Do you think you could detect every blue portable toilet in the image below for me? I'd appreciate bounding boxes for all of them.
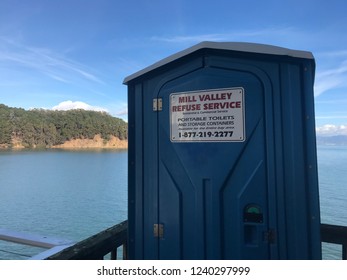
[124,42,321,260]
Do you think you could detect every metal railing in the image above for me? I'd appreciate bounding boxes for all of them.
[1,221,346,260]
[0,228,75,260]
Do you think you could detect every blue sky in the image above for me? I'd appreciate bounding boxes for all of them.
[1,0,347,135]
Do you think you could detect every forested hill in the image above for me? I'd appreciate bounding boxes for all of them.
[0,104,127,149]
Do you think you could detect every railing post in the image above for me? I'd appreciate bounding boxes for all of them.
[111,248,117,260]
[123,241,128,260]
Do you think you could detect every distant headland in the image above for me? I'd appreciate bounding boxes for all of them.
[0,104,127,149]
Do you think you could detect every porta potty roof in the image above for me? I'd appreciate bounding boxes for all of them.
[123,41,314,84]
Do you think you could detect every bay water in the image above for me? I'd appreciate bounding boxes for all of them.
[0,146,346,260]
[0,149,127,259]
[317,146,347,259]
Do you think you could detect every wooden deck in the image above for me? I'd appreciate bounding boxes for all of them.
[46,222,347,260]
[1,221,346,260]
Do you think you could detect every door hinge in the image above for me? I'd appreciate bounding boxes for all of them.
[154,223,164,239]
[264,229,276,244]
[153,98,162,112]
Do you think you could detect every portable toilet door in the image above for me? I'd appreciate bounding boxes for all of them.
[125,42,321,260]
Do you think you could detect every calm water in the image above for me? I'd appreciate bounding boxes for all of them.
[0,146,346,259]
[317,146,347,259]
[0,149,127,259]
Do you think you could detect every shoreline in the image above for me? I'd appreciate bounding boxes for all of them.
[0,135,128,150]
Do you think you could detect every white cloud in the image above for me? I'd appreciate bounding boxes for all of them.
[316,124,347,136]
[152,33,230,44]
[314,60,347,97]
[151,27,295,45]
[52,101,108,113]
[115,108,128,116]
[108,103,128,121]
[0,37,104,85]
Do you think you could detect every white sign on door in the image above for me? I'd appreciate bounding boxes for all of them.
[170,87,245,142]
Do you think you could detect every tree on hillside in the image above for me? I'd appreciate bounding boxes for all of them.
[0,104,128,148]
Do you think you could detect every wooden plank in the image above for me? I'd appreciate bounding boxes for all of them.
[321,223,347,245]
[321,223,347,260]
[46,220,128,260]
